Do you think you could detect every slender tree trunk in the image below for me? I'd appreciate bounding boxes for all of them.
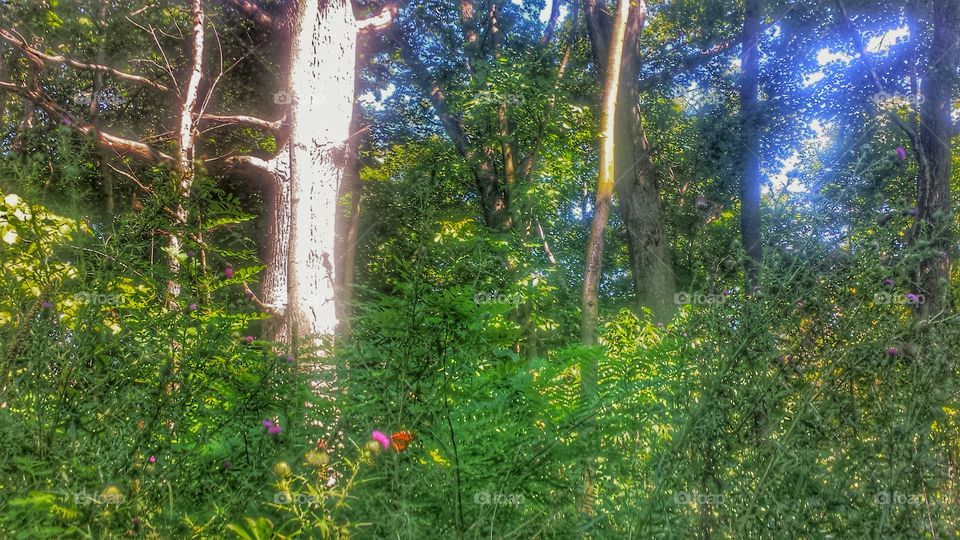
[492,3,517,219]
[262,152,291,342]
[579,0,630,515]
[581,0,629,345]
[915,0,960,317]
[166,0,205,304]
[90,0,114,219]
[335,98,363,341]
[394,12,511,231]
[739,0,762,289]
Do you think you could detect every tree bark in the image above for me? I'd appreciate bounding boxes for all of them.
[585,0,676,322]
[739,0,762,289]
[278,0,357,382]
[542,0,562,45]
[915,0,960,316]
[615,2,676,322]
[166,0,205,303]
[261,152,291,342]
[581,0,630,346]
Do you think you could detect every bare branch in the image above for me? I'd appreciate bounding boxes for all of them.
[196,112,284,134]
[242,281,284,316]
[357,2,400,32]
[125,18,181,96]
[0,80,174,165]
[206,154,274,176]
[0,28,170,92]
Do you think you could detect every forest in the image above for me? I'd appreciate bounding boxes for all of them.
[1,0,959,537]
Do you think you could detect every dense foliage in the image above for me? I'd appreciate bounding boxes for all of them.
[2,0,960,538]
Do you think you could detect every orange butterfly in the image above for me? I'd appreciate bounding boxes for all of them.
[390,431,414,452]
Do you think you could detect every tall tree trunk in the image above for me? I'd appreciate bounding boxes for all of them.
[275,0,357,392]
[614,2,675,323]
[166,0,205,304]
[739,0,762,289]
[579,0,631,515]
[262,152,291,342]
[585,0,676,323]
[90,2,114,222]
[915,0,959,317]
[90,0,114,220]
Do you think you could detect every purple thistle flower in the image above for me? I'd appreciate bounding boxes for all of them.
[224,267,235,279]
[41,300,52,309]
[132,518,141,527]
[245,335,254,345]
[895,146,907,161]
[908,208,918,216]
[268,423,282,435]
[188,303,197,311]
[187,250,196,257]
[263,419,274,428]
[722,289,732,296]
[882,278,894,287]
[887,346,899,356]
[148,455,156,464]
[286,355,295,363]
[222,460,233,471]
[371,430,390,450]
[905,293,920,304]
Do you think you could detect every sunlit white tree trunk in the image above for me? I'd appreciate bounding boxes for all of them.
[257,0,358,398]
[167,0,205,304]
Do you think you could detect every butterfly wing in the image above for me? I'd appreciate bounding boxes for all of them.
[390,431,413,452]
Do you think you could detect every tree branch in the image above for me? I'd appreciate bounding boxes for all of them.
[0,28,170,92]
[217,0,274,29]
[357,2,400,33]
[636,38,742,93]
[392,28,472,158]
[542,0,562,45]
[835,0,919,144]
[0,80,174,165]
[242,281,284,316]
[206,154,274,176]
[520,0,579,178]
[461,0,479,44]
[392,26,509,228]
[634,7,794,94]
[196,112,284,134]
